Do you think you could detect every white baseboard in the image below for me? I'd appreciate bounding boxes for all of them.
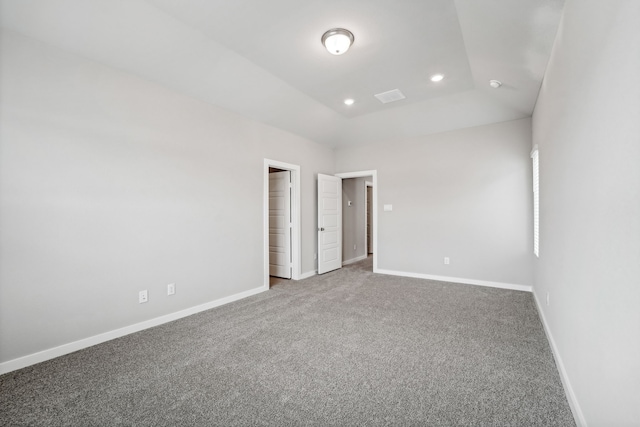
[342,254,368,266]
[0,285,268,375]
[375,268,532,292]
[532,290,587,427]
[298,270,317,280]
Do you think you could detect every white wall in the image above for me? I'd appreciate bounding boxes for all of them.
[342,177,371,263]
[531,1,640,425]
[0,31,334,364]
[335,119,534,288]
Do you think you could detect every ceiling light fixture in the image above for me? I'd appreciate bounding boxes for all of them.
[344,98,355,106]
[321,28,354,55]
[489,80,502,88]
[430,74,444,82]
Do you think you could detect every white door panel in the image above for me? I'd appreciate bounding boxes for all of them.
[323,198,338,210]
[322,248,338,262]
[270,215,285,229]
[322,180,338,193]
[317,174,342,274]
[269,197,285,209]
[270,234,286,247]
[269,171,291,279]
[322,231,338,245]
[321,214,338,227]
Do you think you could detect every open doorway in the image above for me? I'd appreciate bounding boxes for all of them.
[263,159,301,289]
[335,170,378,273]
[341,176,373,269]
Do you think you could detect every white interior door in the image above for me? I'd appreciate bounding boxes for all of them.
[317,174,342,274]
[269,171,291,279]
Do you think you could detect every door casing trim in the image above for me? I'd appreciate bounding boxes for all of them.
[365,180,373,256]
[335,170,378,273]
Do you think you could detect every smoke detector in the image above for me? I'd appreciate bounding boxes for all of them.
[489,80,502,89]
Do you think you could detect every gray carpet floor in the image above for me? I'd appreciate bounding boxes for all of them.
[0,257,575,426]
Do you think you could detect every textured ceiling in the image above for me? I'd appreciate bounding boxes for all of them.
[0,0,565,147]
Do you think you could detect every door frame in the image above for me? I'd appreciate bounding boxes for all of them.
[335,170,378,273]
[365,180,373,255]
[264,159,301,289]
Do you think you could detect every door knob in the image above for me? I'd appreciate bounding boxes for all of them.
[319,227,325,231]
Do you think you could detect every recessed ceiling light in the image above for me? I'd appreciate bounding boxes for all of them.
[344,98,355,106]
[430,74,444,82]
[321,28,355,55]
[489,80,502,88]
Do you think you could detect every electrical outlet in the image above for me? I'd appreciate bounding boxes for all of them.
[354,244,357,251]
[167,283,176,296]
[314,253,317,260]
[139,290,148,304]
[444,257,450,265]
[546,292,550,306]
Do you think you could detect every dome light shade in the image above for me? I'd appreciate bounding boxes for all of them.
[322,28,354,55]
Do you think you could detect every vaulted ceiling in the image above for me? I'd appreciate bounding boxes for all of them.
[0,0,565,147]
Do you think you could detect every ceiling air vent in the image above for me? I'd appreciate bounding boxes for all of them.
[374,89,406,104]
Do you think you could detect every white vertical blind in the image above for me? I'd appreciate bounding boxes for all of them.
[531,146,539,257]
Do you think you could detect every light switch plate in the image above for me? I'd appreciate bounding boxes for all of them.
[384,204,393,211]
